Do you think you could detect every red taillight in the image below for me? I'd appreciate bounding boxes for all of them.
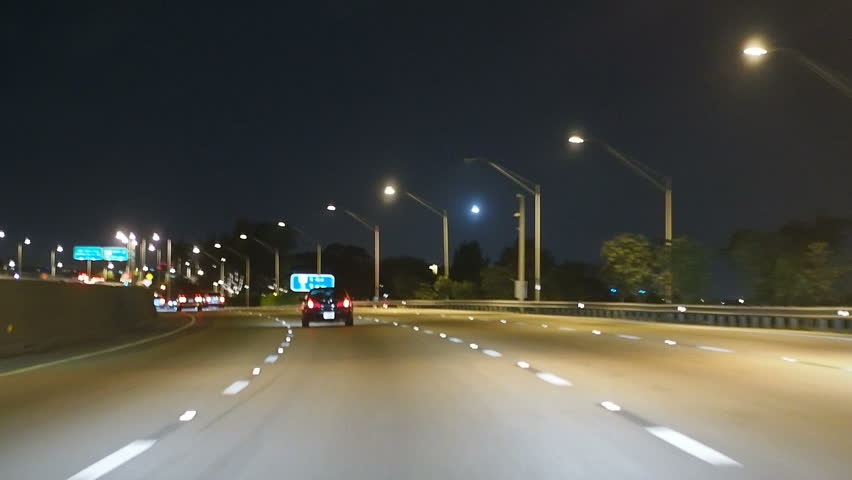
[307,298,315,309]
[342,298,351,308]
[178,295,187,303]
[194,295,203,303]
[219,296,225,303]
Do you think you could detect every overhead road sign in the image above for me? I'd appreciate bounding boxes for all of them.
[73,246,103,261]
[102,247,129,261]
[289,273,335,292]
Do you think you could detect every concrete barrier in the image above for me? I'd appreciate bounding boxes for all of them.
[0,279,156,357]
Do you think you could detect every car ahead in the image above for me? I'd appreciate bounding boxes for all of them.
[203,292,227,309]
[176,293,204,312]
[301,288,353,327]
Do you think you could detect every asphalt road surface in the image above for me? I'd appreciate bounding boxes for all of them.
[2,306,851,479]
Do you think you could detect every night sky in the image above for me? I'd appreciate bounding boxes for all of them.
[3,1,850,276]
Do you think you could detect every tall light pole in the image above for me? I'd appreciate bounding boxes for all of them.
[383,185,450,278]
[515,194,526,300]
[327,204,380,300]
[743,43,852,101]
[17,237,31,277]
[50,244,63,277]
[215,243,250,306]
[239,234,279,295]
[465,157,542,300]
[568,135,673,301]
[279,221,322,274]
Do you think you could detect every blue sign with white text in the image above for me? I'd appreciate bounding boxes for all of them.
[289,273,335,292]
[102,247,129,261]
[73,246,104,261]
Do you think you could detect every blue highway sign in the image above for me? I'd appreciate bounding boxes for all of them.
[289,273,335,292]
[102,247,129,261]
[73,246,103,261]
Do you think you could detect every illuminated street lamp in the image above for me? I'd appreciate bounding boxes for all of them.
[51,244,64,277]
[568,134,673,302]
[278,220,323,273]
[216,243,250,306]
[384,185,450,278]
[16,236,31,276]
[277,221,286,227]
[151,232,161,242]
[192,245,201,254]
[326,203,381,300]
[239,234,248,240]
[240,234,279,295]
[741,41,852,101]
[0,230,5,238]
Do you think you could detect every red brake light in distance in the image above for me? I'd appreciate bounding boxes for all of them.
[343,298,351,308]
[220,296,225,303]
[178,295,187,303]
[307,298,315,309]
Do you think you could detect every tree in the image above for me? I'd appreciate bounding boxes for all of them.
[381,256,433,298]
[452,241,488,285]
[480,265,514,299]
[656,236,711,303]
[320,243,373,299]
[601,233,654,300]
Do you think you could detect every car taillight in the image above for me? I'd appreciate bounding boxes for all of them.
[205,296,212,303]
[219,296,226,303]
[342,298,351,308]
[178,295,187,303]
[307,298,315,309]
[194,295,203,303]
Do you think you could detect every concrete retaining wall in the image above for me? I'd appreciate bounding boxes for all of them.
[0,279,156,357]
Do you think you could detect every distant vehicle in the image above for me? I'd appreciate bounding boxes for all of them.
[176,293,204,312]
[301,287,353,327]
[203,292,226,308]
[153,294,167,309]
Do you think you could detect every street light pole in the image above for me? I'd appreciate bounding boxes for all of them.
[327,205,380,300]
[50,250,56,277]
[274,248,279,295]
[245,257,251,307]
[384,187,450,279]
[516,194,526,300]
[316,242,322,273]
[166,239,172,300]
[743,45,852,101]
[465,157,541,300]
[17,243,23,276]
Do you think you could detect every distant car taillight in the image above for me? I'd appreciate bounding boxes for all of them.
[205,296,212,303]
[307,298,315,309]
[194,295,203,303]
[178,295,187,303]
[342,298,351,308]
[219,296,226,303]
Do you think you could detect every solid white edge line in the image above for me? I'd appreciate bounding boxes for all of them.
[1,315,197,378]
[67,439,157,480]
[222,380,250,395]
[645,426,741,467]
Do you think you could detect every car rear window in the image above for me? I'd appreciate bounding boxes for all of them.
[309,288,348,300]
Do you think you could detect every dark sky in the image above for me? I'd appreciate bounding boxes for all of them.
[2,1,850,275]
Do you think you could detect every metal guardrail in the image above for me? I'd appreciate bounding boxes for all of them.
[367,299,852,333]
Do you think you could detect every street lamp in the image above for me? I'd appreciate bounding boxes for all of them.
[215,243,250,306]
[16,237,30,276]
[278,221,323,273]
[51,244,64,277]
[240,234,279,295]
[568,134,673,302]
[326,203,380,300]
[465,156,542,301]
[741,41,852,101]
[384,185,450,278]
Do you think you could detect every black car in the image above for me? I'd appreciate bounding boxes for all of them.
[301,288,354,327]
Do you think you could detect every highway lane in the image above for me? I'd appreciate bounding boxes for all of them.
[0,307,849,479]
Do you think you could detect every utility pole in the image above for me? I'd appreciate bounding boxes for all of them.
[166,239,172,300]
[515,194,526,301]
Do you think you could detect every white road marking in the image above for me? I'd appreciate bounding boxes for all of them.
[413,326,420,331]
[1,316,197,378]
[592,330,602,335]
[277,347,284,354]
[516,361,531,369]
[541,324,548,328]
[252,367,261,375]
[664,339,677,346]
[280,342,290,347]
[600,401,621,412]
[393,322,399,326]
[618,334,641,340]
[264,355,279,364]
[287,329,293,335]
[482,349,502,357]
[439,333,447,338]
[469,343,479,350]
[424,330,434,334]
[645,426,742,467]
[781,356,798,363]
[448,337,463,343]
[558,326,575,331]
[285,336,291,342]
[500,319,508,324]
[67,439,157,480]
[468,316,475,320]
[179,410,197,422]
[222,380,249,395]
[698,346,733,353]
[535,372,572,386]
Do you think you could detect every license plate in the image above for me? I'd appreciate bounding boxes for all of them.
[323,312,335,320]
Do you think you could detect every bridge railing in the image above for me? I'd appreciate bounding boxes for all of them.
[364,299,852,332]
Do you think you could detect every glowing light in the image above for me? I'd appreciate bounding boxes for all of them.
[383,185,396,195]
[192,246,201,254]
[56,245,64,253]
[665,339,677,346]
[197,269,204,276]
[743,46,768,56]
[677,305,687,313]
[278,347,284,354]
[837,310,850,317]
[326,204,337,211]
[0,230,5,238]
[148,244,156,252]
[738,298,745,304]
[159,284,166,291]
[470,204,481,214]
[568,135,585,144]
[439,333,447,338]
[469,343,479,350]
[277,221,286,227]
[152,233,161,242]
[8,260,15,268]
[592,330,601,335]
[214,243,222,249]
[23,237,31,245]
[57,262,64,268]
[239,234,247,240]
[252,367,261,375]
[578,302,585,309]
[107,262,115,269]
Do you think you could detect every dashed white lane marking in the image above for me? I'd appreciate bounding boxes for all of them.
[439,333,447,338]
[664,339,677,346]
[600,401,622,412]
[252,367,261,375]
[179,410,197,422]
[285,336,291,342]
[592,330,602,335]
[423,330,434,334]
[645,426,742,467]
[482,349,502,357]
[280,342,290,347]
[558,326,575,331]
[617,334,641,340]
[781,356,798,363]
[448,337,464,343]
[535,372,572,386]
[393,322,399,326]
[499,319,508,324]
[222,380,250,395]
[277,347,284,354]
[469,343,479,350]
[541,324,548,328]
[516,361,531,369]
[698,346,733,353]
[264,355,279,364]
[67,439,157,480]
[413,326,420,331]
